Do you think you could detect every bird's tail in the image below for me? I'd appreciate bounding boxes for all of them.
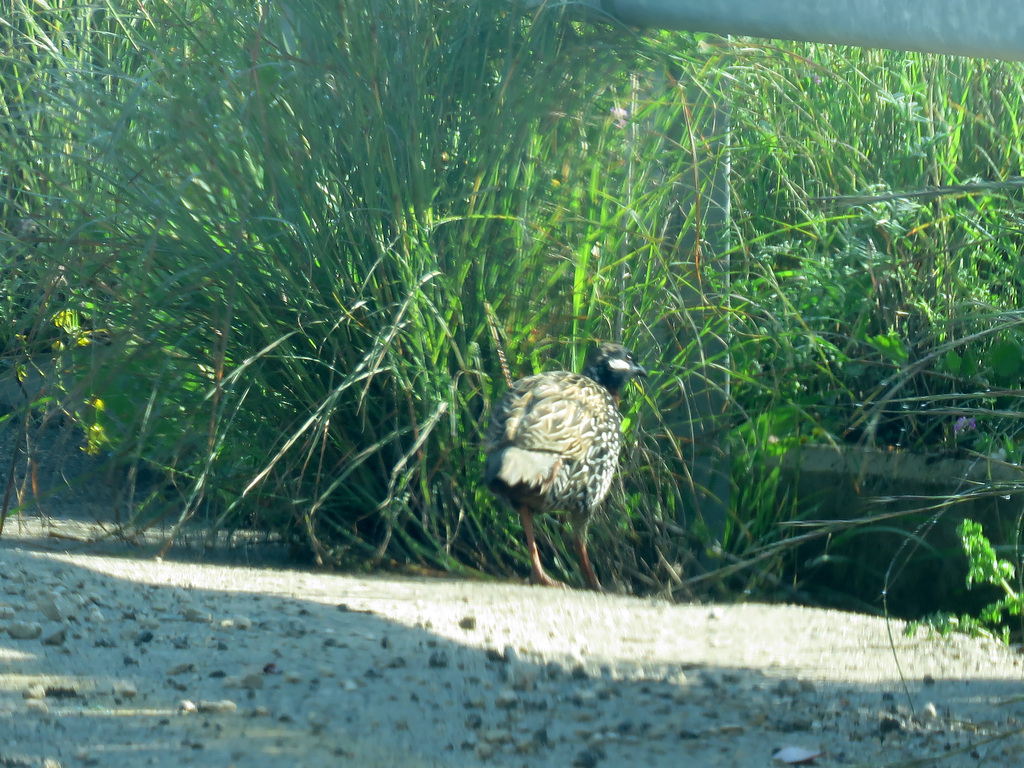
[485,447,560,493]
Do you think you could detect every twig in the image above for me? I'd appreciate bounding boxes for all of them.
[484,301,513,387]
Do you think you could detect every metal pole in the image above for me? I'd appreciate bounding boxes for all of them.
[597,0,1024,61]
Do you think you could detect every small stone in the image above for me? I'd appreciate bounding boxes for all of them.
[485,647,508,663]
[37,594,75,622]
[772,679,802,697]
[168,663,196,676]
[134,630,154,646]
[545,661,564,680]
[481,728,513,744]
[42,627,67,646]
[86,607,106,623]
[459,615,477,630]
[879,714,904,738]
[114,682,138,699]
[183,607,212,624]
[198,699,238,714]
[233,616,252,630]
[44,685,80,700]
[570,689,598,706]
[495,689,520,709]
[25,699,49,714]
[24,683,47,700]
[8,621,43,640]
[922,701,939,720]
[474,743,496,759]
[429,650,450,669]
[179,700,198,714]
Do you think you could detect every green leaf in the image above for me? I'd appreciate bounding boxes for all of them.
[943,350,961,375]
[988,341,1023,383]
[867,331,908,364]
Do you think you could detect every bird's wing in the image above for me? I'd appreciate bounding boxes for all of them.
[487,372,616,458]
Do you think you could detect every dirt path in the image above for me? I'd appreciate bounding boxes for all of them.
[2,519,1024,768]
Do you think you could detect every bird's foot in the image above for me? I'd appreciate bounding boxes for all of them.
[530,569,567,589]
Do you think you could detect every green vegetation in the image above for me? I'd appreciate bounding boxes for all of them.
[909,519,1023,642]
[3,0,1024,618]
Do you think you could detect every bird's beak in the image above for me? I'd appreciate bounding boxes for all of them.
[634,363,648,378]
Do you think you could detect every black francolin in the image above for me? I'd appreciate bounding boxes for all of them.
[483,342,646,590]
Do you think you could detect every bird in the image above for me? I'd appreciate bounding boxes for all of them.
[483,342,647,590]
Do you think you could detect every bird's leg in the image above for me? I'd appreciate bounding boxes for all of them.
[519,508,561,587]
[573,533,603,592]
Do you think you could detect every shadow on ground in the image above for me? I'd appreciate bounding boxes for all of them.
[3,521,1024,768]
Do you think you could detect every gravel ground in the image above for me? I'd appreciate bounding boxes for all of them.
[3,519,1024,768]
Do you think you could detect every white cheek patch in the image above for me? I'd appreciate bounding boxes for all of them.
[606,358,632,372]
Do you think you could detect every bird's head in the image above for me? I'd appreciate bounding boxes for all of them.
[581,342,647,397]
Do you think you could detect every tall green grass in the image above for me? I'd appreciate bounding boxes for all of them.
[5,2,1024,603]
[0,0,726,588]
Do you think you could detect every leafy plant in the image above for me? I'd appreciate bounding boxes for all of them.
[908,518,1023,642]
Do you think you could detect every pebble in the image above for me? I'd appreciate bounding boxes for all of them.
[8,620,43,640]
[495,689,520,709]
[37,593,75,622]
[474,742,496,759]
[481,728,513,744]
[42,627,67,646]
[24,683,47,700]
[114,682,138,699]
[183,607,212,623]
[429,650,449,668]
[198,699,238,713]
